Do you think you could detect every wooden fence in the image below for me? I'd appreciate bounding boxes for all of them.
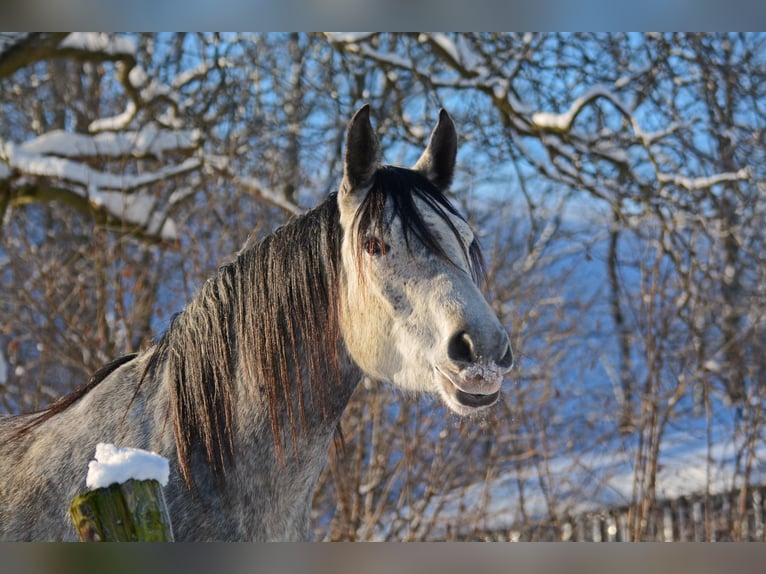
[475,486,766,542]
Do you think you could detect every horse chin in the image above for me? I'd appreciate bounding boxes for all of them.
[434,366,502,415]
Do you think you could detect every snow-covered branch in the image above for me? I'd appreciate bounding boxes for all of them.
[657,167,751,191]
[325,33,752,213]
[1,122,204,242]
[1,131,202,241]
[18,126,201,161]
[530,85,633,133]
[0,33,227,242]
[58,33,137,58]
[232,175,305,217]
[2,140,201,193]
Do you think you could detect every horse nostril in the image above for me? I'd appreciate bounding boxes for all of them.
[498,342,514,370]
[447,331,475,364]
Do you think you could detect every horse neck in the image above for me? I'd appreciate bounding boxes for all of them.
[232,342,362,455]
[160,197,362,488]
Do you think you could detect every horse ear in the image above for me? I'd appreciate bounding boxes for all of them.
[342,104,380,196]
[413,109,458,191]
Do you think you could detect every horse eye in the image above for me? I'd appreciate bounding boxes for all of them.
[364,237,386,256]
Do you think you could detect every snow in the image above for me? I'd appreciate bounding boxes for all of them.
[532,85,631,132]
[427,33,460,64]
[383,434,766,540]
[20,126,201,159]
[91,189,178,240]
[355,47,412,70]
[324,32,377,44]
[657,167,750,191]
[2,132,201,241]
[128,66,148,88]
[235,174,305,216]
[86,443,169,490]
[60,33,136,57]
[456,35,481,70]
[88,101,137,132]
[5,140,199,194]
[421,33,484,73]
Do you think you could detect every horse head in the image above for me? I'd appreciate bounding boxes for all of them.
[337,105,513,415]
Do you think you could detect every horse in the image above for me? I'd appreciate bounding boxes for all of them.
[0,105,513,541]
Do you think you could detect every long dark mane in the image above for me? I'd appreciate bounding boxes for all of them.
[144,196,345,487]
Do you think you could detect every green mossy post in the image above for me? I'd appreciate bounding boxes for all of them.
[69,478,174,542]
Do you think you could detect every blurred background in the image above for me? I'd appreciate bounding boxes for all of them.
[1,32,764,541]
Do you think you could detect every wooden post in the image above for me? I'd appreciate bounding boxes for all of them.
[69,478,174,542]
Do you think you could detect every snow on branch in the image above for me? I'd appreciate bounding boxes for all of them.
[657,168,751,191]
[90,188,180,241]
[418,33,485,75]
[1,133,203,241]
[324,32,378,44]
[531,85,633,133]
[89,101,138,133]
[324,33,414,70]
[0,33,225,242]
[3,139,201,194]
[200,153,303,217]
[2,33,160,134]
[172,57,233,90]
[59,33,137,58]
[326,34,752,214]
[20,126,202,161]
[57,34,185,133]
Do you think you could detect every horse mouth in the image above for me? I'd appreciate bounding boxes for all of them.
[455,388,500,408]
[436,366,502,413]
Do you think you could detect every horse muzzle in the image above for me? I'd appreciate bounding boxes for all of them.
[435,326,513,413]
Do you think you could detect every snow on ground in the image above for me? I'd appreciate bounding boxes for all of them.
[379,435,766,540]
[86,443,169,490]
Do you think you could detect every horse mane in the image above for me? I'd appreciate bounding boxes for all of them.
[143,195,345,488]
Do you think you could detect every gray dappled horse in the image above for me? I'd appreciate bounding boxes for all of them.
[0,106,513,541]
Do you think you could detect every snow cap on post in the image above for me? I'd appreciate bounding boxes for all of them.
[86,443,170,490]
